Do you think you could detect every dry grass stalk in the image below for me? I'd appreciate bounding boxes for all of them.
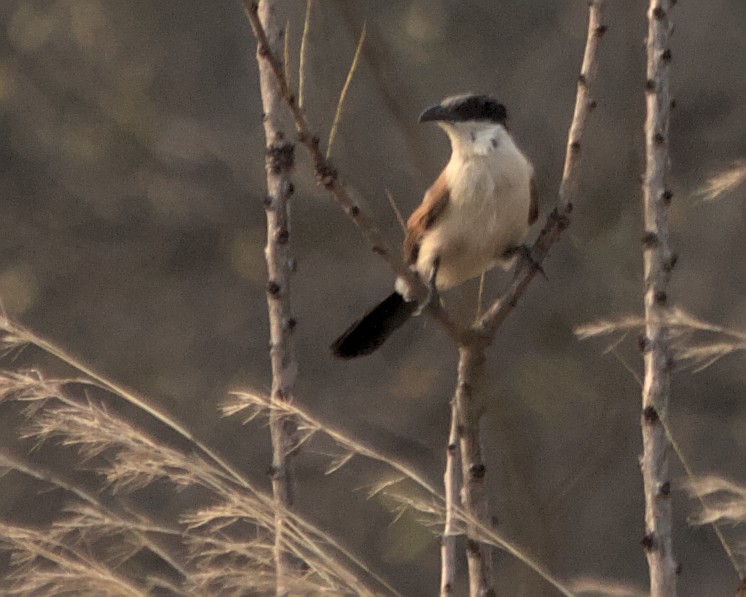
[684,476,746,584]
[225,390,579,597]
[696,159,746,202]
[0,338,396,596]
[0,521,151,597]
[252,0,303,591]
[326,21,366,159]
[576,307,746,372]
[640,0,678,593]
[298,0,313,109]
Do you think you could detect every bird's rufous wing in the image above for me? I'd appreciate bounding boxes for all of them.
[403,170,450,264]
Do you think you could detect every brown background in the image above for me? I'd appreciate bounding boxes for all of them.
[1,1,745,595]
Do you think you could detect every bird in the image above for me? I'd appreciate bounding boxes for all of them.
[331,93,538,359]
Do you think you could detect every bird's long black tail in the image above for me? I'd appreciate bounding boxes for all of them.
[331,292,417,359]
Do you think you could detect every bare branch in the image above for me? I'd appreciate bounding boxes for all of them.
[640,0,678,594]
[440,404,460,596]
[250,0,302,591]
[476,0,606,337]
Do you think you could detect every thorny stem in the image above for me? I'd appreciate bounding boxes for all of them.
[252,0,301,593]
[640,0,678,595]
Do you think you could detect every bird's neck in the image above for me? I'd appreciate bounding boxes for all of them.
[442,122,512,160]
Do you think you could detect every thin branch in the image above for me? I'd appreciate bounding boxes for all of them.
[440,403,460,596]
[476,0,606,337]
[252,0,302,592]
[385,188,407,233]
[640,1,678,594]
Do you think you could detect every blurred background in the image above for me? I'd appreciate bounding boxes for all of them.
[0,0,744,594]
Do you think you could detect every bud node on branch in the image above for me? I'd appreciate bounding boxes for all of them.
[266,281,281,297]
[276,228,289,244]
[643,405,659,423]
[642,533,656,551]
[470,464,486,479]
[642,231,659,248]
[267,142,295,173]
[638,334,651,353]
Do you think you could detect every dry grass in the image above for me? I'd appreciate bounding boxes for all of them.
[224,390,582,597]
[696,159,746,202]
[575,307,746,371]
[0,317,396,597]
[4,321,573,596]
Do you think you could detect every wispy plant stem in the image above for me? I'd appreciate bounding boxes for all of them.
[640,1,678,594]
[251,0,301,592]
[326,22,366,159]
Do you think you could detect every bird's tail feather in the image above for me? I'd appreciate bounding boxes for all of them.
[331,292,417,359]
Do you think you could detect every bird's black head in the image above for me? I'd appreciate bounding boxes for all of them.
[419,94,507,125]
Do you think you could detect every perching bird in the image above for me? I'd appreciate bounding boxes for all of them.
[331,94,538,359]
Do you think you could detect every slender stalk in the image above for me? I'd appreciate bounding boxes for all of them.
[453,345,492,597]
[640,0,678,594]
[440,402,461,596]
[252,0,301,593]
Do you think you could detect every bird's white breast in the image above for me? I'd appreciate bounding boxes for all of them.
[416,124,533,289]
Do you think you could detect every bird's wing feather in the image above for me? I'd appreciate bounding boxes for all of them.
[404,170,450,264]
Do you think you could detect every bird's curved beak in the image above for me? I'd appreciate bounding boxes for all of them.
[419,104,448,123]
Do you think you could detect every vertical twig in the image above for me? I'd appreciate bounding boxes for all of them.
[640,1,678,595]
[440,403,461,596]
[250,1,300,593]
[453,345,492,597]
